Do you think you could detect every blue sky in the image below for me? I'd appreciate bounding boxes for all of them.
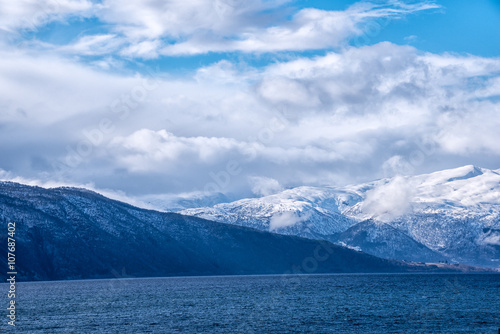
[0,0,499,200]
[26,0,500,74]
[364,0,500,57]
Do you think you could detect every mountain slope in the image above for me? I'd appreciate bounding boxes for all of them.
[180,165,500,267]
[182,188,359,238]
[0,181,451,282]
[332,220,447,263]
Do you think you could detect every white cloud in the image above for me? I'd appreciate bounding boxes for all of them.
[248,176,283,196]
[58,34,124,56]
[108,129,367,174]
[0,49,138,125]
[158,2,440,55]
[109,129,246,172]
[433,102,500,156]
[92,0,287,56]
[0,40,499,197]
[0,0,92,33]
[0,168,154,210]
[2,0,500,203]
[360,176,414,222]
[120,39,162,58]
[481,234,500,246]
[195,60,259,85]
[382,155,415,176]
[257,77,321,107]
[269,210,310,230]
[1,0,440,57]
[97,0,261,39]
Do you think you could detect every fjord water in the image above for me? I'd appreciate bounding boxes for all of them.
[6,274,500,333]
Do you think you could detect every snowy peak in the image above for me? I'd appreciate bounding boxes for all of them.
[183,186,359,237]
[445,165,483,182]
[180,165,500,267]
[408,165,500,209]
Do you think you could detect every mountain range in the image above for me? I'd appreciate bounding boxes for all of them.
[1,165,497,281]
[178,166,500,268]
[1,181,468,282]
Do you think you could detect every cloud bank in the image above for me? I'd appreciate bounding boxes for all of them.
[0,0,499,200]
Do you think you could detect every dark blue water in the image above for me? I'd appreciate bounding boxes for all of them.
[2,273,499,333]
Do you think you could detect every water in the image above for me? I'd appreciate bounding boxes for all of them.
[2,273,499,333]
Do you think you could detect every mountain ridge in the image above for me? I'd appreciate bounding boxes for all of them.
[179,165,500,267]
[2,181,475,282]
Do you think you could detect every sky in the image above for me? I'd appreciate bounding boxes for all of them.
[0,0,499,201]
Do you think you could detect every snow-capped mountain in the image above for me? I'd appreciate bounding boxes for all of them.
[181,165,500,267]
[4,181,452,281]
